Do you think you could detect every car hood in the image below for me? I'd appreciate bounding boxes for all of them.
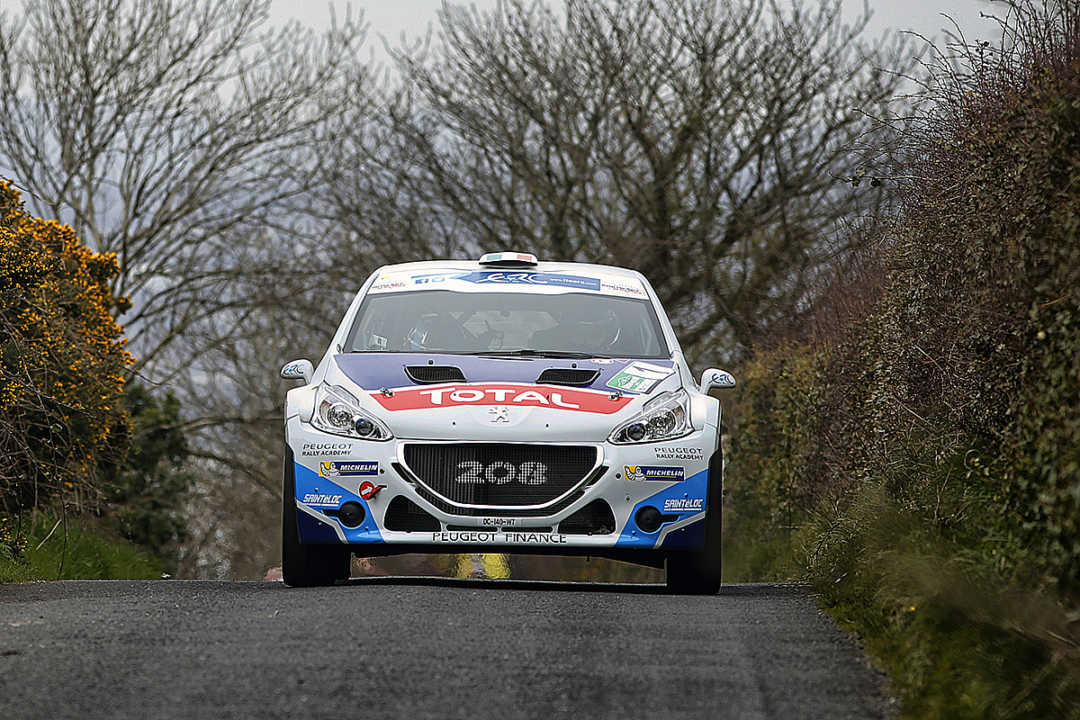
[326,352,682,442]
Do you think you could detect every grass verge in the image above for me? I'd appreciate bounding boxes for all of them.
[0,512,164,583]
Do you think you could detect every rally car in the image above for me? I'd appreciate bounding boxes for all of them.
[279,252,735,593]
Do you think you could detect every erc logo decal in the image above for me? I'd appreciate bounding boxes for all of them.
[624,465,685,482]
[370,384,632,414]
[320,461,379,477]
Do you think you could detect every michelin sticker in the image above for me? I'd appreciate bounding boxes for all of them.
[320,461,379,477]
[606,361,674,393]
[624,465,685,482]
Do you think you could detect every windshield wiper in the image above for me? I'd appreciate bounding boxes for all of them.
[474,349,610,359]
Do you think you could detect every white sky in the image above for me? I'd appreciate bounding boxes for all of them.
[270,1,1003,61]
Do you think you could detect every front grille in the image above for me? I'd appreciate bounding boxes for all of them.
[402,443,597,508]
[536,368,600,386]
[404,365,467,384]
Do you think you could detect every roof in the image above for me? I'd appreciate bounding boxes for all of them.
[367,258,651,299]
[374,258,644,279]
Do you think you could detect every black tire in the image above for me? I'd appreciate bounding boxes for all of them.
[666,440,723,595]
[282,448,351,587]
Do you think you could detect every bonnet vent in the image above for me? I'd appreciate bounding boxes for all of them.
[404,365,467,384]
[536,368,600,387]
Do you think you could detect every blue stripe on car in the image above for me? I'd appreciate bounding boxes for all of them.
[615,467,709,550]
[293,462,384,544]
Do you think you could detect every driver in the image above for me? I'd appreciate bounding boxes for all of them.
[529,304,621,353]
[404,312,476,352]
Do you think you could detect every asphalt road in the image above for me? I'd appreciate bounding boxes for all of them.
[0,579,891,719]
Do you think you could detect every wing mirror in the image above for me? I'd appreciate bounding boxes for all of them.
[280,359,314,384]
[700,368,736,394]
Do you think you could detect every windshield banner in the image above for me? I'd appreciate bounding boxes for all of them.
[367,269,648,298]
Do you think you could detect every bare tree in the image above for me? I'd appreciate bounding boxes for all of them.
[0,0,368,378]
[349,0,913,364]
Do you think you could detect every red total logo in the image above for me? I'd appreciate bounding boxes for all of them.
[370,383,632,414]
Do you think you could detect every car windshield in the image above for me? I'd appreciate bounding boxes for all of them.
[345,289,670,358]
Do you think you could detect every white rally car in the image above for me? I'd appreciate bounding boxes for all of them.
[280,252,735,592]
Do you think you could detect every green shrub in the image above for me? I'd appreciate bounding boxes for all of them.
[99,383,193,572]
[723,2,1080,715]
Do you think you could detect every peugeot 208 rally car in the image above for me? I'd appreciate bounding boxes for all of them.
[279,252,736,593]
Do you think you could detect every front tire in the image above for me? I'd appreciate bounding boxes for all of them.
[282,448,351,587]
[666,441,723,595]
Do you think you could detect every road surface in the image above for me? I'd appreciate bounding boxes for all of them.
[0,579,891,719]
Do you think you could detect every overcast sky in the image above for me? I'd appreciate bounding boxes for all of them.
[270,0,1002,61]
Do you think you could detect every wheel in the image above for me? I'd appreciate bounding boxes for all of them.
[666,441,723,595]
[282,447,351,587]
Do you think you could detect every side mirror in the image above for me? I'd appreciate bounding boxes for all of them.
[700,368,736,394]
[280,359,314,384]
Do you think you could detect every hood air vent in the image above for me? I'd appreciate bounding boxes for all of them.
[536,368,600,387]
[404,365,467,384]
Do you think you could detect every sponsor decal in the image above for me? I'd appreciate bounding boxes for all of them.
[412,272,454,285]
[663,498,704,512]
[370,279,407,292]
[600,280,647,298]
[606,361,675,393]
[358,481,386,500]
[430,531,569,545]
[281,361,308,377]
[301,442,353,457]
[370,383,632,414]
[624,465,685,482]
[453,271,602,291]
[384,270,640,297]
[320,461,379,477]
[302,493,343,507]
[710,370,736,386]
[653,446,705,461]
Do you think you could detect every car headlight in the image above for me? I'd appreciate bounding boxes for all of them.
[311,384,393,441]
[609,389,692,444]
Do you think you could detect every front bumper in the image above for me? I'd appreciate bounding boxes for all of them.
[286,417,718,552]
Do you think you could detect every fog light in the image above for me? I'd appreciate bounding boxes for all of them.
[337,501,366,527]
[635,505,663,533]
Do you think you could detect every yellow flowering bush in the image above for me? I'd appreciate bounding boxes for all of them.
[0,180,133,522]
